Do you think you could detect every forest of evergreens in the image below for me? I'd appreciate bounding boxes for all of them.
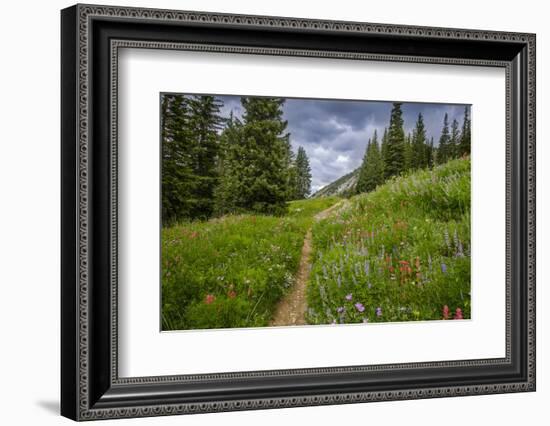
[355,102,471,194]
[161,94,312,224]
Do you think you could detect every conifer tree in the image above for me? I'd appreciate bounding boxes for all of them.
[459,106,471,157]
[187,95,223,219]
[161,94,196,224]
[380,127,389,170]
[436,113,451,164]
[449,118,460,160]
[217,97,291,215]
[411,112,428,169]
[404,132,413,171]
[356,138,371,194]
[427,137,435,168]
[294,146,312,199]
[356,130,384,193]
[213,113,244,215]
[383,103,406,179]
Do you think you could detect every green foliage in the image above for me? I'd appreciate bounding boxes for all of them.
[306,158,471,325]
[214,97,293,216]
[459,106,471,157]
[162,197,340,330]
[450,118,460,159]
[383,103,406,179]
[436,113,451,164]
[411,113,429,169]
[161,94,223,224]
[356,130,384,194]
[293,146,312,199]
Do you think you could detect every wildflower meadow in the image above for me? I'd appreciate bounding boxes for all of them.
[306,157,471,325]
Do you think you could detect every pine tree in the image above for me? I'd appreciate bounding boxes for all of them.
[449,118,460,160]
[383,103,406,179]
[411,113,428,169]
[294,146,312,199]
[356,138,371,194]
[459,106,471,157]
[427,137,435,168]
[356,130,384,194]
[187,95,223,219]
[213,112,245,215]
[380,127,389,170]
[436,113,451,164]
[161,94,223,223]
[404,132,413,171]
[161,94,196,224]
[217,97,291,215]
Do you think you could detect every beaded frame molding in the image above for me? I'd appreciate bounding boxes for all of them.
[61,4,536,421]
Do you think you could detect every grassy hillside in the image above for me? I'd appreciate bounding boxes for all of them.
[306,158,471,325]
[161,197,340,330]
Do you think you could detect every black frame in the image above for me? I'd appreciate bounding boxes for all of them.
[61,4,536,421]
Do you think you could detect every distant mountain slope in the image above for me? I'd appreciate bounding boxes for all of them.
[312,168,360,198]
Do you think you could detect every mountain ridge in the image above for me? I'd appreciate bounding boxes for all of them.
[311,167,360,198]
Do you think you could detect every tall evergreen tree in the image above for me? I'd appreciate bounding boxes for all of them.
[380,127,389,170]
[217,97,291,215]
[187,95,223,219]
[213,112,245,215]
[356,138,371,194]
[161,94,195,224]
[411,113,428,169]
[383,103,406,179]
[449,118,460,160]
[294,146,312,199]
[356,130,384,193]
[427,137,435,168]
[459,106,471,157]
[436,113,451,164]
[404,132,413,171]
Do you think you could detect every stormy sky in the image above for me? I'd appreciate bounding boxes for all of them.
[217,95,470,193]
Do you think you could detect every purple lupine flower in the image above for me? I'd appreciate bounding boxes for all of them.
[337,306,345,314]
[457,239,464,257]
[376,307,382,317]
[444,229,451,251]
[364,261,370,276]
[441,263,448,274]
[345,293,353,301]
[355,303,365,312]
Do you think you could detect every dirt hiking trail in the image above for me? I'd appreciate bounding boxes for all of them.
[269,200,348,326]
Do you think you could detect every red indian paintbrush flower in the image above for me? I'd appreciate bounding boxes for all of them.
[454,308,464,320]
[205,294,216,304]
[442,305,450,320]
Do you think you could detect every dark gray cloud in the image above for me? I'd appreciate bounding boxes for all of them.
[216,95,469,193]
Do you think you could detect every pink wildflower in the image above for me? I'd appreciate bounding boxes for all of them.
[454,308,464,320]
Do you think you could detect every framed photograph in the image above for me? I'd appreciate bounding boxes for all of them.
[61,4,536,421]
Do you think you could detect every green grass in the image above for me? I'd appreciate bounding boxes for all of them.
[306,158,471,325]
[161,196,340,330]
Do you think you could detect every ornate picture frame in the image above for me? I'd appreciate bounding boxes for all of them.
[61,4,535,421]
